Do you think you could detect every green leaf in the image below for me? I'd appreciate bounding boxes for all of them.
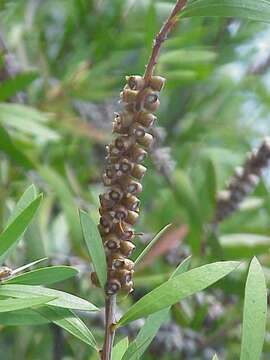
[7,184,37,226]
[220,234,270,259]
[11,257,48,276]
[0,284,98,311]
[0,295,55,313]
[134,224,171,266]
[0,103,59,142]
[122,257,191,360]
[112,337,129,360]
[117,261,240,326]
[0,72,38,101]
[0,195,42,261]
[36,306,98,350]
[4,266,78,285]
[0,184,38,263]
[182,0,270,23]
[240,257,267,360]
[0,308,50,325]
[212,355,219,360]
[160,49,217,65]
[79,209,107,288]
[0,125,33,169]
[39,166,82,245]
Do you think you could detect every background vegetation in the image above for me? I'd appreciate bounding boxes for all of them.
[1,0,270,359]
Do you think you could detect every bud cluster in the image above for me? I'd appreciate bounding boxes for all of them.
[92,75,165,295]
[214,138,270,223]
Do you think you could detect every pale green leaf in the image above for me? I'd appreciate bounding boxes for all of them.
[182,0,270,23]
[134,224,171,266]
[0,195,42,260]
[112,337,129,360]
[118,261,240,326]
[36,306,98,350]
[0,295,55,313]
[240,257,267,360]
[79,209,107,288]
[4,266,78,285]
[0,284,98,311]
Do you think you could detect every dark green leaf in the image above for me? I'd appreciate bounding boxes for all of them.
[0,72,38,101]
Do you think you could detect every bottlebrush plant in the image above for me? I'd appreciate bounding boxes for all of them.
[1,1,270,360]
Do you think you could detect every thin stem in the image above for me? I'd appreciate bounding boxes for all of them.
[102,295,116,360]
[143,0,187,83]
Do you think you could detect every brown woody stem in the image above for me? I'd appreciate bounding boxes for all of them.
[101,1,187,359]
[143,0,187,83]
[102,295,116,360]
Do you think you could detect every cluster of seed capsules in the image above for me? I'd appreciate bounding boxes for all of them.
[214,137,270,223]
[91,75,166,295]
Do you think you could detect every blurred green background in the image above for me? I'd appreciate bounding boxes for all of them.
[1,0,270,359]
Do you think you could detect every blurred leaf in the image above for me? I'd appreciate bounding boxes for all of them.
[0,125,34,169]
[0,284,98,311]
[79,209,107,288]
[160,49,217,65]
[240,257,267,360]
[220,234,270,259]
[212,355,219,360]
[123,256,191,360]
[112,337,129,360]
[134,224,171,266]
[0,103,59,142]
[182,0,270,23]
[0,72,38,101]
[36,306,98,349]
[118,261,240,326]
[0,295,54,313]
[0,195,42,262]
[39,166,82,246]
[4,266,78,285]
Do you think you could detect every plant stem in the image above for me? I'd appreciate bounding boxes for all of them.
[102,295,116,360]
[143,0,187,83]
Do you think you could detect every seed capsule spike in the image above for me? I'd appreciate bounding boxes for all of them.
[98,73,164,294]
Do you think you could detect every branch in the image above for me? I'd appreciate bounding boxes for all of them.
[143,0,187,83]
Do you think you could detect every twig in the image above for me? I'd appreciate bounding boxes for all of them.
[143,0,187,83]
[101,1,187,359]
[101,295,116,360]
[51,324,64,360]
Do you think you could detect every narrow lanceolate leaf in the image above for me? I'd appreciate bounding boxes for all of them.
[0,296,55,313]
[134,224,171,266]
[0,72,38,101]
[79,209,107,288]
[4,266,78,285]
[36,306,98,350]
[122,257,191,360]
[0,125,33,169]
[0,185,38,263]
[0,284,98,312]
[112,337,129,360]
[11,257,48,276]
[0,309,50,326]
[118,261,240,327]
[0,195,42,260]
[240,257,267,360]
[182,0,270,23]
